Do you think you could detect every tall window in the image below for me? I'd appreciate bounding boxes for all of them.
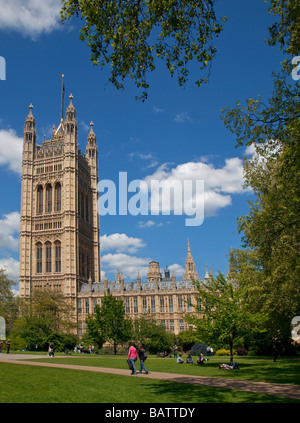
[169,297,173,312]
[151,296,155,313]
[170,320,175,334]
[179,319,184,332]
[55,241,61,273]
[178,296,183,312]
[46,184,52,213]
[37,185,43,214]
[85,195,89,222]
[187,295,192,312]
[36,243,42,273]
[126,298,130,314]
[134,297,138,314]
[143,297,147,313]
[55,183,61,211]
[160,298,165,313]
[45,242,52,273]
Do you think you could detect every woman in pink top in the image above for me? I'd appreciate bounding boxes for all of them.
[127,344,137,375]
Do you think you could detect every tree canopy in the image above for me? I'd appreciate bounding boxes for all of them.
[86,293,132,353]
[185,273,267,362]
[60,0,225,100]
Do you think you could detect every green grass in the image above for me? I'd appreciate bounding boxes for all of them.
[1,353,299,403]
[32,354,300,385]
[0,362,298,403]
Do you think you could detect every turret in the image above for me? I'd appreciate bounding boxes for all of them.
[23,104,36,147]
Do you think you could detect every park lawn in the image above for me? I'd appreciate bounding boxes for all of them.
[0,362,299,404]
[31,354,300,386]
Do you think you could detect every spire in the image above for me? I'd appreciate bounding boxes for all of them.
[25,104,35,126]
[187,238,192,258]
[65,93,76,121]
[204,265,209,280]
[183,239,199,281]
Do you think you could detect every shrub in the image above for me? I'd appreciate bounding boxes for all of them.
[216,349,231,356]
[236,347,248,356]
[190,342,209,356]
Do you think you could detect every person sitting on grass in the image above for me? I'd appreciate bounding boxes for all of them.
[177,354,186,364]
[186,354,193,364]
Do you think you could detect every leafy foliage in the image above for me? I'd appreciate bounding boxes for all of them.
[185,273,268,363]
[0,269,18,333]
[60,0,225,100]
[11,290,77,350]
[86,293,132,353]
[132,313,171,353]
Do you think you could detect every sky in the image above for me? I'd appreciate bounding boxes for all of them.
[0,0,285,290]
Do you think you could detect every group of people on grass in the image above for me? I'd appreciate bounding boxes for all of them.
[176,353,209,365]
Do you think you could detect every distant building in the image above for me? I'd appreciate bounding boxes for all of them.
[19,94,211,336]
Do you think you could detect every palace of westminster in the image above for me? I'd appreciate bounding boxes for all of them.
[19,94,213,336]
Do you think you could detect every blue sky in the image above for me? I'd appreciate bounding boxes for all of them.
[0,0,285,289]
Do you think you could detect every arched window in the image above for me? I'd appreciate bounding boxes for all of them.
[55,183,61,212]
[46,184,52,213]
[81,192,85,218]
[45,242,52,273]
[55,241,61,273]
[37,185,43,214]
[85,195,89,222]
[36,242,42,274]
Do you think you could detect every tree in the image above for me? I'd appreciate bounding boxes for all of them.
[185,273,268,363]
[220,1,300,351]
[86,293,132,354]
[13,290,77,350]
[60,0,225,100]
[132,313,171,353]
[0,269,18,333]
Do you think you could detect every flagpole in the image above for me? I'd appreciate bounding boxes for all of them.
[61,74,65,120]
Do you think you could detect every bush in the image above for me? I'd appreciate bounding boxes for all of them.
[216,349,232,356]
[190,342,208,356]
[236,347,248,356]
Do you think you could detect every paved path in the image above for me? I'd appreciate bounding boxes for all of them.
[1,354,300,400]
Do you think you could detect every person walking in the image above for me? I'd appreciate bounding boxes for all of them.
[173,344,178,359]
[138,345,148,374]
[6,339,10,354]
[127,343,138,375]
[48,342,54,358]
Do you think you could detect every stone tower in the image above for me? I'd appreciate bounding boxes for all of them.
[182,239,199,281]
[19,95,100,316]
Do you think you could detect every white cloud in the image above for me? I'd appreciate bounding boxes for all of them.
[101,253,151,279]
[0,211,20,251]
[0,0,61,38]
[137,220,156,229]
[0,129,23,175]
[142,157,249,218]
[173,112,192,123]
[0,257,19,283]
[100,233,145,253]
[168,263,185,278]
[153,107,164,113]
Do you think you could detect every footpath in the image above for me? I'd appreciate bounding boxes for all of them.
[1,354,300,400]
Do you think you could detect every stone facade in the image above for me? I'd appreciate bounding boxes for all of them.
[19,96,208,336]
[19,96,100,320]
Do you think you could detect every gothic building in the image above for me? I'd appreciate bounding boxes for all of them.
[19,95,209,336]
[19,95,101,315]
